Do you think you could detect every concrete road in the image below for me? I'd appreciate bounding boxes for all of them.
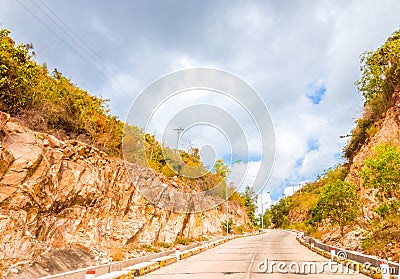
[143,230,370,279]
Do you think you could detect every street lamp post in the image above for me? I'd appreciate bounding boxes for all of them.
[261,191,270,231]
[226,182,229,237]
[261,193,264,230]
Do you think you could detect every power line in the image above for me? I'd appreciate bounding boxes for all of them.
[228,172,307,181]
[36,0,104,63]
[15,0,131,93]
[15,0,110,81]
[29,0,102,64]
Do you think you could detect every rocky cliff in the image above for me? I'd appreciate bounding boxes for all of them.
[311,90,400,254]
[0,112,249,278]
[275,90,400,254]
[346,91,400,221]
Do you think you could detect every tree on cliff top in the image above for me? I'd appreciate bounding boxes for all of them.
[344,29,400,160]
[357,29,400,106]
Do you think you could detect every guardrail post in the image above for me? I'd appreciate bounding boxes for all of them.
[330,248,335,261]
[175,248,180,261]
[380,259,390,279]
[85,270,95,279]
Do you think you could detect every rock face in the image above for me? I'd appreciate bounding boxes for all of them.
[346,93,400,187]
[346,92,400,222]
[0,113,249,278]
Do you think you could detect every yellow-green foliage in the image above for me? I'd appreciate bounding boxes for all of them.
[343,118,374,159]
[266,165,349,231]
[361,144,400,258]
[229,191,245,205]
[122,125,232,196]
[362,143,400,203]
[0,29,123,156]
[345,29,400,159]
[0,28,253,228]
[174,237,193,245]
[311,180,360,236]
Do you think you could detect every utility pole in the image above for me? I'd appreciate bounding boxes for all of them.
[173,127,184,153]
[173,127,184,176]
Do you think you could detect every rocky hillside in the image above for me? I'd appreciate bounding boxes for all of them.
[265,29,400,261]
[266,94,400,257]
[0,112,249,278]
[346,89,400,218]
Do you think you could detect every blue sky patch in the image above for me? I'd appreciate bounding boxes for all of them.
[223,153,262,164]
[307,138,320,152]
[307,81,327,105]
[295,157,304,168]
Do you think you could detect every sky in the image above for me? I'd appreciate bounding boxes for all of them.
[1,0,400,204]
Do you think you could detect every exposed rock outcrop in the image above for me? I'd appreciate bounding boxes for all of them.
[0,112,248,278]
[346,92,400,186]
[346,92,400,222]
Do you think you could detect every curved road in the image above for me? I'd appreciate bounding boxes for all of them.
[143,230,369,279]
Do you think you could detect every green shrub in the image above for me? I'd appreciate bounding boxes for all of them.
[222,218,234,235]
[174,237,193,245]
[154,242,172,249]
[311,180,360,236]
[0,29,123,156]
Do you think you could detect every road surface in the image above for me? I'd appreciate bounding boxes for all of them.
[143,230,370,279]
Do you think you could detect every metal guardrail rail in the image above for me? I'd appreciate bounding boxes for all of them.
[38,235,238,279]
[302,234,400,275]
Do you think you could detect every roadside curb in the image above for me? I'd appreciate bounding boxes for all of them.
[40,233,252,279]
[295,234,399,279]
[91,235,239,278]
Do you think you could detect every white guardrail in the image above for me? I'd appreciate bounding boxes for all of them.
[39,234,249,279]
[295,230,400,279]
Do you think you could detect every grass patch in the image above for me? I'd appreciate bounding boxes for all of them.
[174,237,193,245]
[140,244,160,253]
[154,242,172,249]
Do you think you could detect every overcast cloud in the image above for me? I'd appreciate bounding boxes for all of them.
[1,0,399,202]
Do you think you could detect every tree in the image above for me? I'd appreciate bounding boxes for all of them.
[345,29,400,160]
[214,159,229,178]
[357,29,400,106]
[262,209,273,228]
[361,143,400,217]
[241,186,258,227]
[269,198,291,228]
[312,180,360,236]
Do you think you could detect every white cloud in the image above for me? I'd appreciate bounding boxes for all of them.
[228,160,262,192]
[2,0,400,203]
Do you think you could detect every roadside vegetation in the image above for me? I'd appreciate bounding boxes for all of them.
[344,29,400,160]
[264,165,356,235]
[0,28,123,156]
[0,28,261,239]
[0,28,244,202]
[360,144,400,257]
[264,29,400,259]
